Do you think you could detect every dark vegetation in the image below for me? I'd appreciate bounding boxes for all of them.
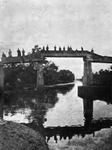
[93,66,112,86]
[4,61,75,90]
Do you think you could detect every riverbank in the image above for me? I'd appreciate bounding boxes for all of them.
[3,82,75,96]
[0,120,49,150]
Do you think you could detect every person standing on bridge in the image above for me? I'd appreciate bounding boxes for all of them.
[91,48,94,53]
[8,49,12,57]
[59,47,62,51]
[42,46,45,51]
[22,49,25,56]
[46,45,49,51]
[2,52,6,58]
[70,46,72,51]
[17,49,21,56]
[32,48,35,53]
[63,46,65,51]
[54,45,56,51]
[67,45,70,52]
[81,47,83,51]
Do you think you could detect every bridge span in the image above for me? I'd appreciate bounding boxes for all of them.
[0,46,112,89]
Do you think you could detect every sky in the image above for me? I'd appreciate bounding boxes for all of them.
[0,0,112,77]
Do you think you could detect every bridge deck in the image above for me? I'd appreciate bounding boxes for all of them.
[1,50,112,64]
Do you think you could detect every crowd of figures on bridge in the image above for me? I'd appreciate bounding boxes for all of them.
[2,45,94,58]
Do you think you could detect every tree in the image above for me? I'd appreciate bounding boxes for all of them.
[4,61,75,89]
[58,70,75,84]
[93,66,112,86]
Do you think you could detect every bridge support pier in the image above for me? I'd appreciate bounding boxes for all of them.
[0,64,4,89]
[83,58,93,122]
[83,98,93,123]
[83,59,93,86]
[36,63,44,89]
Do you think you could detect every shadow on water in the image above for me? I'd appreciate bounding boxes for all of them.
[3,83,74,110]
[1,83,74,125]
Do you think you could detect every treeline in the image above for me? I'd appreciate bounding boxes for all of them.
[93,66,112,86]
[4,61,75,90]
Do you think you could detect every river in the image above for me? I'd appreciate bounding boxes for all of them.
[2,80,112,150]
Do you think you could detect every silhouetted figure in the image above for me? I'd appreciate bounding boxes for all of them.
[91,48,94,53]
[46,45,49,51]
[22,49,25,56]
[81,47,83,51]
[63,46,65,51]
[59,47,61,51]
[2,52,6,58]
[42,46,45,51]
[54,45,56,51]
[70,46,72,51]
[8,49,12,57]
[67,46,70,51]
[32,48,35,53]
[17,49,21,56]
[35,45,39,52]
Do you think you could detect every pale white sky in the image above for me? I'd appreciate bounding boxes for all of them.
[0,0,112,77]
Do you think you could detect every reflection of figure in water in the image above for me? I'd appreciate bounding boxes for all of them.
[60,134,63,140]
[8,49,12,57]
[46,136,50,142]
[68,134,72,140]
[17,49,21,56]
[54,134,58,143]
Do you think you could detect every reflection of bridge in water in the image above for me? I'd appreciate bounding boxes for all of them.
[1,45,112,121]
[24,118,112,143]
[0,78,112,142]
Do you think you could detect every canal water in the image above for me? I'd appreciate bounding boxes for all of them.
[1,81,112,150]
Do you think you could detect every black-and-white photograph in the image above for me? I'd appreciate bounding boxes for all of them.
[0,0,112,149]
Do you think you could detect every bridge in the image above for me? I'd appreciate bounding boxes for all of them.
[1,45,112,89]
[0,45,112,122]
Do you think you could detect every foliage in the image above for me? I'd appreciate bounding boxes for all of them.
[58,70,75,84]
[93,67,112,86]
[4,63,37,89]
[4,61,75,89]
